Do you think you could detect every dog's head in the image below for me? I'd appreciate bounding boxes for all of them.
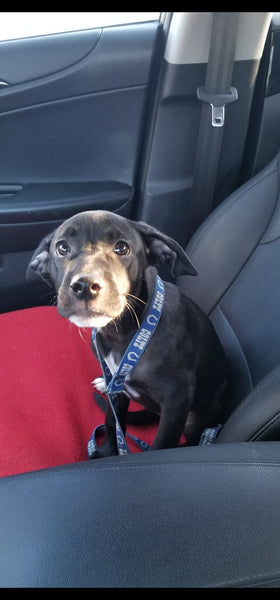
[26,210,197,328]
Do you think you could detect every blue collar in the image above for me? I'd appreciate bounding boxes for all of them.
[87,274,165,458]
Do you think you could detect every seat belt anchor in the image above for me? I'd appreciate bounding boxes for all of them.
[197,86,238,127]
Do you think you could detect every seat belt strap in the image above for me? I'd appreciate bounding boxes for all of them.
[187,12,240,239]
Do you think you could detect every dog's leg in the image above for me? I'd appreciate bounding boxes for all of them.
[91,393,130,459]
[184,378,227,446]
[184,413,206,446]
[151,392,192,451]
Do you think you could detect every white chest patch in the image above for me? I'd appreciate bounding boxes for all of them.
[92,351,119,394]
[104,351,119,375]
[92,350,139,399]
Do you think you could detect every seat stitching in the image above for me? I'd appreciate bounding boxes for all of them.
[207,568,280,588]
[251,412,280,441]
[3,457,280,483]
[211,304,253,390]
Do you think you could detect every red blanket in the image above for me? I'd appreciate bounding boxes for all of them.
[0,306,172,478]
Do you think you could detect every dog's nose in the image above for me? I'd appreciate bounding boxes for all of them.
[70,276,101,299]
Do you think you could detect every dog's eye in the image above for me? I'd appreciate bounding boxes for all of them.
[114,240,130,256]
[56,241,70,256]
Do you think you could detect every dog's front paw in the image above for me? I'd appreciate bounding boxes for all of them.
[92,376,107,394]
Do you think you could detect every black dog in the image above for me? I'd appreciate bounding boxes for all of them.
[27,210,227,457]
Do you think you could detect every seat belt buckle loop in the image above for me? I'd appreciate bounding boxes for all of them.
[197,86,238,127]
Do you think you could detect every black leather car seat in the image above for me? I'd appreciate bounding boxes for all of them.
[3,154,280,588]
[179,150,280,442]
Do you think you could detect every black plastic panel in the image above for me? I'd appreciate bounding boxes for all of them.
[0,29,101,85]
[0,182,132,224]
[137,59,258,247]
[266,31,280,97]
[240,17,280,181]
[0,184,133,252]
[0,23,159,112]
[0,89,146,185]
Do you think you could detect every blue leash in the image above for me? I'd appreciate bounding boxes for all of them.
[87,275,165,458]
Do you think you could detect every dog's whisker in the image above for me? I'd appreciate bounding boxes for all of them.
[78,328,87,343]
[34,271,54,289]
[112,319,119,333]
[125,302,133,323]
[126,301,140,329]
[127,293,147,306]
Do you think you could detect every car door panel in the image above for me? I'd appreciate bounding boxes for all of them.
[0,28,101,84]
[0,89,146,183]
[0,21,162,311]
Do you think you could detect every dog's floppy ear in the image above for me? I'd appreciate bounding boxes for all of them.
[134,221,197,276]
[26,232,54,284]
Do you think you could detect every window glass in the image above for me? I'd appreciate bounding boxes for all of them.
[0,12,161,41]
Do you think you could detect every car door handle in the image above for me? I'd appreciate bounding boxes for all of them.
[0,81,10,88]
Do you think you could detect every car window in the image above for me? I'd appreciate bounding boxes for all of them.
[0,11,162,41]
